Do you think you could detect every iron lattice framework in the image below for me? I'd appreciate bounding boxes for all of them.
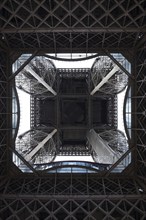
[0,0,146,219]
[0,176,146,219]
[136,44,146,183]
[0,50,7,178]
[0,0,146,52]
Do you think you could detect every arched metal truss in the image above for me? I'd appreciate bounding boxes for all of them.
[12,83,20,141]
[91,56,128,95]
[15,128,57,169]
[123,85,132,140]
[87,129,129,168]
[15,56,57,96]
[99,129,128,154]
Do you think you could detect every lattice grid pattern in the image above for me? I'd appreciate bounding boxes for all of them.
[0,176,146,220]
[0,0,146,219]
[0,198,146,220]
[0,51,8,178]
[136,46,146,185]
[0,0,145,51]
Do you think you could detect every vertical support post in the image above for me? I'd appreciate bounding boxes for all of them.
[88,71,91,129]
[56,69,60,155]
[0,50,8,177]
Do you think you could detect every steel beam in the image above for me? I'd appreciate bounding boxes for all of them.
[90,65,119,95]
[104,148,134,177]
[1,194,145,200]
[25,66,57,95]
[104,50,132,77]
[1,27,145,34]
[9,51,38,81]
[24,129,57,161]
[87,129,118,164]
[10,148,39,176]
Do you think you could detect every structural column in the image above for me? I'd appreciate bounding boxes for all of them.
[0,50,9,177]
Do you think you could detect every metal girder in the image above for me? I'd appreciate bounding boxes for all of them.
[0,50,8,177]
[0,0,145,34]
[104,147,134,177]
[0,176,143,196]
[91,65,119,95]
[10,148,39,176]
[0,1,146,218]
[135,45,146,179]
[25,66,57,95]
[1,32,143,51]
[0,0,145,51]
[0,197,146,219]
[24,129,57,161]
[0,195,145,219]
[0,176,145,220]
[9,51,38,80]
[104,50,132,77]
[87,129,119,164]
[1,194,146,200]
[1,27,145,34]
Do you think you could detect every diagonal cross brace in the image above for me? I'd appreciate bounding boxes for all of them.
[9,51,38,81]
[90,65,119,95]
[25,66,57,95]
[24,129,57,161]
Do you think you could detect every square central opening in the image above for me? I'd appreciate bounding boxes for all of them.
[61,99,87,126]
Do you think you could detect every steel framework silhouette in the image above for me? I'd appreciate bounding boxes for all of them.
[0,0,146,219]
